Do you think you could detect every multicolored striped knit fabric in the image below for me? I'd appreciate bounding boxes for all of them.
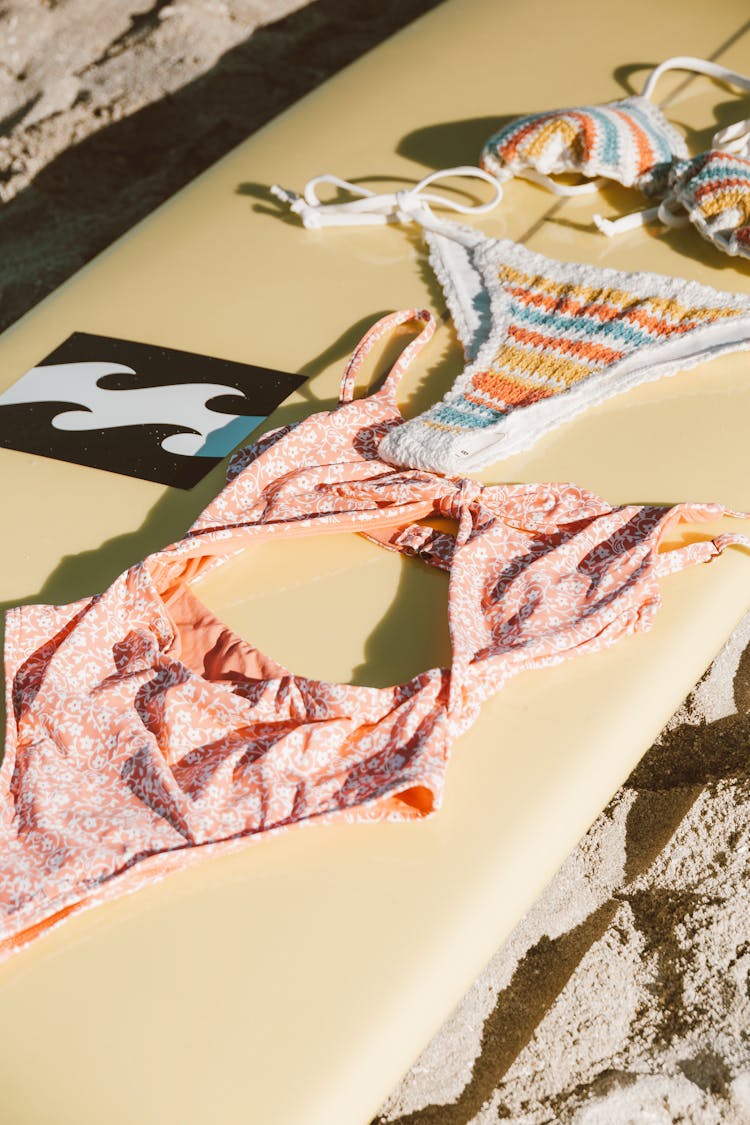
[433,265,743,421]
[480,95,687,198]
[665,149,750,259]
[378,232,750,475]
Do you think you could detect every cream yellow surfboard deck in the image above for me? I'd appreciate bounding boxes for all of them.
[1,1,750,1123]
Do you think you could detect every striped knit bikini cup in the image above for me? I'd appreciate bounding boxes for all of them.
[634,148,750,261]
[477,56,695,201]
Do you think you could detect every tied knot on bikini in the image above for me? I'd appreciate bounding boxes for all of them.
[326,469,482,512]
[270,167,504,230]
[436,476,484,521]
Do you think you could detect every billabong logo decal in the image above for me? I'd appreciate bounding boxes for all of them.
[0,332,305,488]
[1,362,256,457]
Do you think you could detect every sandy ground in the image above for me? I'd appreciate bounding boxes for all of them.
[2,2,750,1122]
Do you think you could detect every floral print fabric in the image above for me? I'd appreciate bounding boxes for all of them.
[1,309,747,962]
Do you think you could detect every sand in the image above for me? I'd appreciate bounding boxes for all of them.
[0,0,439,333]
[2,2,750,1122]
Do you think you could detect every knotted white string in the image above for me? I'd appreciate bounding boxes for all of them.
[270,166,503,229]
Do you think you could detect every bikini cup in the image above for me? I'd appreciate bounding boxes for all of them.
[663,148,750,259]
[479,57,687,199]
[599,147,750,261]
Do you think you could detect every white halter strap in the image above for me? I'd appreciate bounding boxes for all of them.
[640,55,750,104]
[641,55,750,156]
[270,166,503,230]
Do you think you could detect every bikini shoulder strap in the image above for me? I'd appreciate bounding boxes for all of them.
[338,307,436,406]
[652,502,750,578]
[640,55,750,103]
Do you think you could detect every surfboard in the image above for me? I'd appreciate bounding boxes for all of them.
[0,0,749,1122]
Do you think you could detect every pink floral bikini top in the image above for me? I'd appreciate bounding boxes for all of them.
[1,309,748,961]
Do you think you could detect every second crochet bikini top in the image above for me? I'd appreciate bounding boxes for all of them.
[3,308,748,961]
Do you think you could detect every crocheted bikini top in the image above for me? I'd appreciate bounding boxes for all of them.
[273,56,750,259]
[3,308,748,961]
[479,55,750,199]
[486,54,750,258]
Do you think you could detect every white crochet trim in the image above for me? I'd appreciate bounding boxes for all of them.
[425,229,489,360]
[379,227,750,475]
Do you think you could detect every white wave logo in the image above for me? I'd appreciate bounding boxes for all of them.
[0,361,261,457]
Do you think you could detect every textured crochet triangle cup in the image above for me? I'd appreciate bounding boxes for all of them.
[656,149,750,260]
[478,79,686,199]
[3,308,750,962]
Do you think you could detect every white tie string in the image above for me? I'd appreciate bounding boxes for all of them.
[592,207,660,237]
[711,117,750,157]
[270,166,503,230]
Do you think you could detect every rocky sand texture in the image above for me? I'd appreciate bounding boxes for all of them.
[2,3,750,1122]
